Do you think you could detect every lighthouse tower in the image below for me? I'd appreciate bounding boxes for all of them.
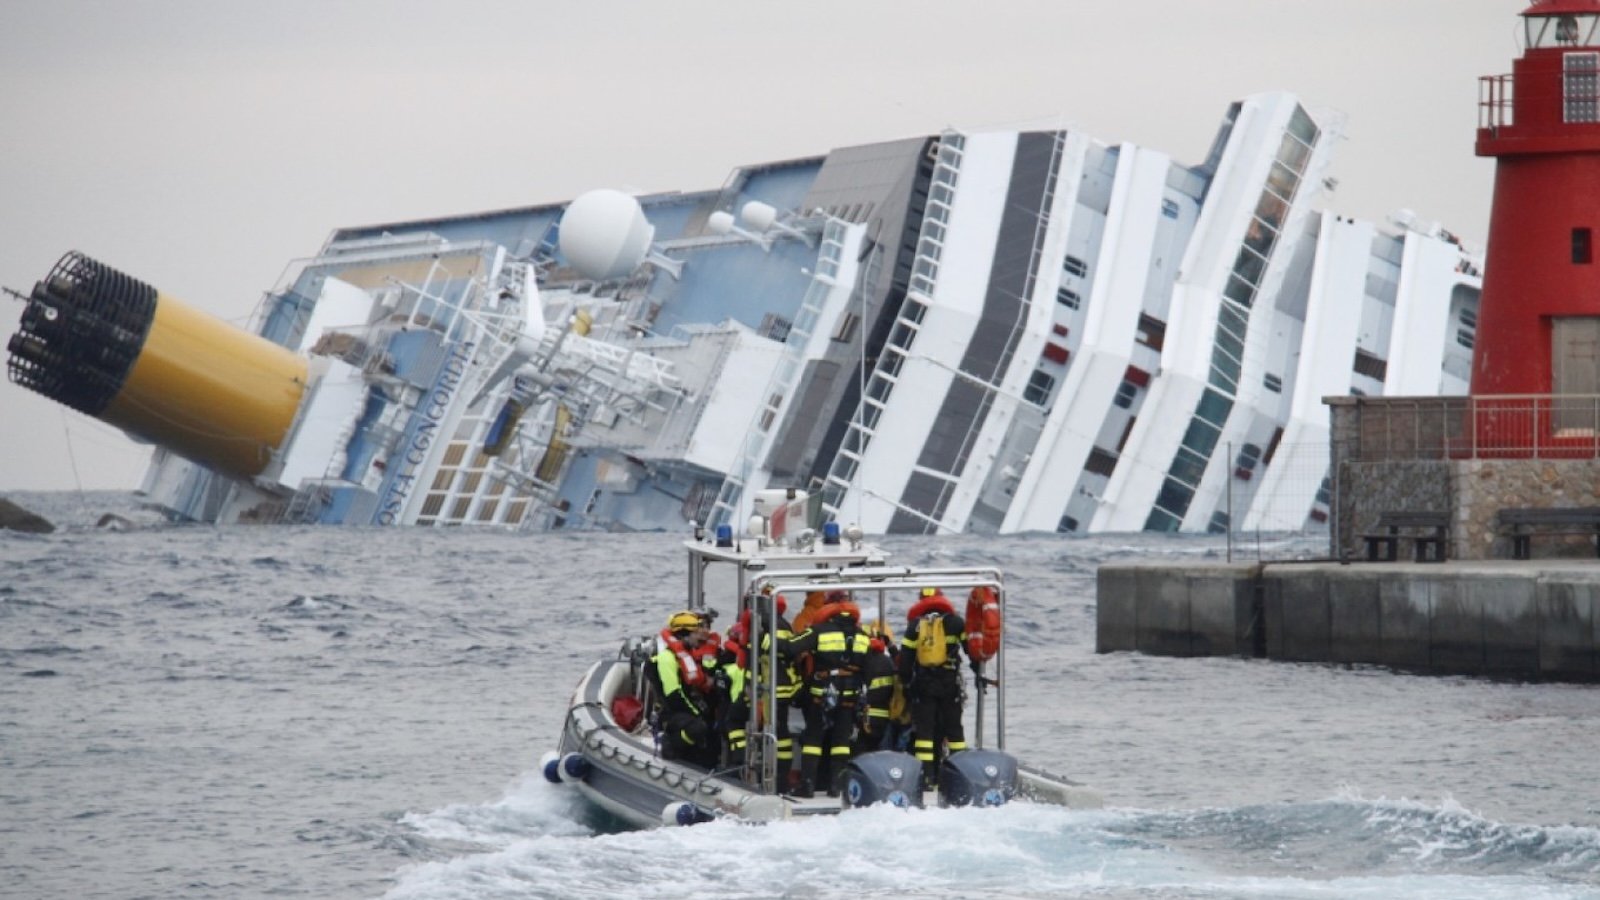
[1475,1,1600,412]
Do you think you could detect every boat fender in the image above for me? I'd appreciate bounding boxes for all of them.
[559,752,589,782]
[964,586,1001,663]
[736,793,790,822]
[660,801,709,827]
[541,751,563,784]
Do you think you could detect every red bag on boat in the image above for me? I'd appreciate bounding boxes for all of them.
[612,695,644,732]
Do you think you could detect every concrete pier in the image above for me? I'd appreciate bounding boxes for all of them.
[1097,560,1600,681]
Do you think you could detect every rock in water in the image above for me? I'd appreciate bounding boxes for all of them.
[0,497,56,534]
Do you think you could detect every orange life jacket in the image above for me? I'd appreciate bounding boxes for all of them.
[659,628,709,692]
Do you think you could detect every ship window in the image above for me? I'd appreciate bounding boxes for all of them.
[860,401,882,431]
[842,428,864,456]
[1353,348,1389,381]
[1457,328,1475,350]
[832,311,860,342]
[1276,132,1311,172]
[1056,286,1081,309]
[1114,381,1137,409]
[889,321,916,349]
[1085,447,1119,477]
[1024,369,1055,406]
[1063,255,1088,278]
[1266,162,1300,201]
[1233,246,1267,286]
[1255,191,1289,230]
[1244,219,1277,257]
[1161,199,1180,219]
[1153,479,1195,520]
[1565,52,1600,123]
[1136,314,1166,350]
[1223,274,1256,308]
[1169,444,1209,486]
[879,347,906,377]
[1056,515,1079,534]
[1287,105,1320,146]
[760,313,792,342]
[1196,388,1232,428]
[1575,227,1593,264]
[1146,506,1182,533]
[1264,372,1283,393]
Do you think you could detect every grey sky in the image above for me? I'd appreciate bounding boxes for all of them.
[0,0,1520,491]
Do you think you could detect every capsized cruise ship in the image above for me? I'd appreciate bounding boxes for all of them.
[6,90,1481,534]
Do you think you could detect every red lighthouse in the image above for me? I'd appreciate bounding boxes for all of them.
[1476,1,1600,412]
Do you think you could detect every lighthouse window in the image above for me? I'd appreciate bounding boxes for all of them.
[1563,52,1600,123]
[1575,228,1594,264]
[1535,14,1599,49]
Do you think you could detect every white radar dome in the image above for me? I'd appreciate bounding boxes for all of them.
[559,189,656,281]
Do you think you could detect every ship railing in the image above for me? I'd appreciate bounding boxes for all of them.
[1333,394,1600,461]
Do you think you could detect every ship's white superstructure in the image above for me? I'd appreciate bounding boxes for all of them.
[42,91,1479,534]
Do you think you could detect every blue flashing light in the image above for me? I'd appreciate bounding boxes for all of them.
[715,523,734,547]
[822,521,841,545]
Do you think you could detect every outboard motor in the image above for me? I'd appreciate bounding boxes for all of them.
[939,749,1018,808]
[837,750,923,809]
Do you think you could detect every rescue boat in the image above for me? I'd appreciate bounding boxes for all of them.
[546,489,1100,828]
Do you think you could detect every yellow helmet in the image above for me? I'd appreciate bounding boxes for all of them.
[921,587,937,597]
[667,610,702,633]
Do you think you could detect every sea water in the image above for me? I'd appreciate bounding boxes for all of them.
[3,491,1599,899]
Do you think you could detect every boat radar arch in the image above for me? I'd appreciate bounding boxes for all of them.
[558,188,682,281]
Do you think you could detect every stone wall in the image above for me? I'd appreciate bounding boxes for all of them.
[1335,460,1452,557]
[1454,459,1600,558]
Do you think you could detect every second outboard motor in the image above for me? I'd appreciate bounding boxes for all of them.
[939,749,1018,808]
[837,750,923,809]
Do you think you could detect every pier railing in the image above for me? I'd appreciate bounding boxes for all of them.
[1331,394,1600,462]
